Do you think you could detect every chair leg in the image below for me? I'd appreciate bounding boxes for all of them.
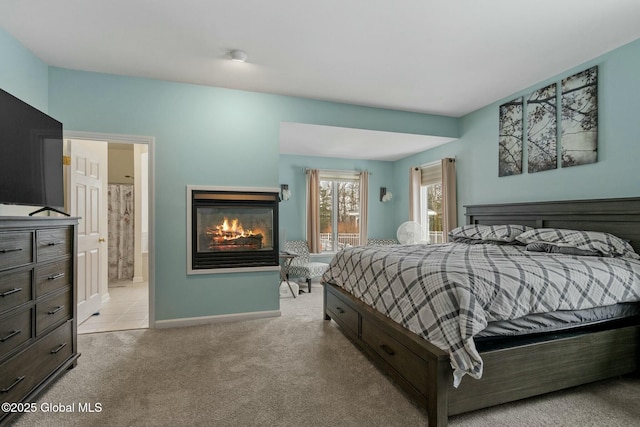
[307,278,312,293]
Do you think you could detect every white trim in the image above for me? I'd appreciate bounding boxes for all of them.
[65,130,153,144]
[186,185,280,275]
[187,184,280,194]
[154,310,281,329]
[65,130,157,329]
[188,265,280,275]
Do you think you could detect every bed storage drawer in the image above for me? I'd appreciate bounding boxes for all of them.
[326,288,359,335]
[361,317,428,396]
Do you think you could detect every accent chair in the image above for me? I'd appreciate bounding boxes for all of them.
[284,240,329,293]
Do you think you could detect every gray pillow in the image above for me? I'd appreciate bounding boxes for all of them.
[449,224,531,244]
[525,242,600,257]
[517,228,639,259]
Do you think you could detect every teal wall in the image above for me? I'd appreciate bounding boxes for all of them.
[5,21,638,323]
[45,68,456,322]
[279,154,396,242]
[0,28,48,113]
[394,37,640,227]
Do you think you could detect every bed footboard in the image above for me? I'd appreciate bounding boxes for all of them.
[323,281,640,426]
[324,281,450,427]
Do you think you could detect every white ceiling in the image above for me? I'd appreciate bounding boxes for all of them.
[280,122,455,161]
[2,0,640,160]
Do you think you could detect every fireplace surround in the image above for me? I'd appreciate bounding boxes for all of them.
[187,186,280,274]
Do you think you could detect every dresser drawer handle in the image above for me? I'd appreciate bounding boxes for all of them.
[0,247,22,254]
[51,342,68,354]
[48,305,65,315]
[1,376,25,393]
[380,344,395,356]
[335,306,345,314]
[0,329,22,343]
[44,241,65,246]
[47,273,65,281]
[0,287,22,297]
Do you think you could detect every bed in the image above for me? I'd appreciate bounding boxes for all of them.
[322,197,640,427]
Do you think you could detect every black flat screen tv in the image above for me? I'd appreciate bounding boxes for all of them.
[0,88,64,210]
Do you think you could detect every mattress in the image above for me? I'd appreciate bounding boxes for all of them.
[477,302,640,338]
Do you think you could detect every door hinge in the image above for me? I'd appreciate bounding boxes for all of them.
[62,155,71,166]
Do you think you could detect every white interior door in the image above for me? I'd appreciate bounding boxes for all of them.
[68,139,108,324]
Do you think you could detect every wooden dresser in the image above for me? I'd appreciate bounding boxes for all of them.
[0,216,79,426]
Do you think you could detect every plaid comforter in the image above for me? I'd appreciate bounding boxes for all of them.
[322,243,640,386]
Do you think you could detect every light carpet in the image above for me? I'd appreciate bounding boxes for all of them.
[10,283,640,427]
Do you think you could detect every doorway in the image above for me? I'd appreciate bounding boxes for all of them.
[65,131,155,333]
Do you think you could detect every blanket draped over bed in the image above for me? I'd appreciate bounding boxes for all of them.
[322,243,640,386]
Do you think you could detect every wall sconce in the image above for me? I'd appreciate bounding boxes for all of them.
[380,187,393,202]
[280,184,291,201]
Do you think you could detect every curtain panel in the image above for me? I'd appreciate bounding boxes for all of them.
[359,171,369,246]
[441,158,457,241]
[409,159,457,242]
[306,169,321,253]
[108,184,135,281]
[409,167,421,222]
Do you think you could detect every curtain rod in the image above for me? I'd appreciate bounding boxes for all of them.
[417,157,456,168]
[303,168,372,175]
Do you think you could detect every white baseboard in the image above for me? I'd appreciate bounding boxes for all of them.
[101,293,111,304]
[154,310,281,329]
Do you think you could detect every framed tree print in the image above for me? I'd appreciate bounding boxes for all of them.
[527,83,557,173]
[499,97,523,176]
[561,66,598,167]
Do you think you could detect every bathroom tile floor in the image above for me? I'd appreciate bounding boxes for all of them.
[78,280,149,334]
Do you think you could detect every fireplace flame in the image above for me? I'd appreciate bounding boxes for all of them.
[207,217,262,240]
[205,217,264,250]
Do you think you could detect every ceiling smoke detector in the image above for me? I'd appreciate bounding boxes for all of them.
[229,49,248,62]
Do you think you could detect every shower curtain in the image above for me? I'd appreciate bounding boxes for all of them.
[108,184,135,281]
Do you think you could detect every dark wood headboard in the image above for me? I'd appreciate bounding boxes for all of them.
[465,197,640,254]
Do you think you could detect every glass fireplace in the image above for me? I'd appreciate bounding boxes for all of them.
[189,188,279,272]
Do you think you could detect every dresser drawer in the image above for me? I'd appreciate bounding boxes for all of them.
[0,231,33,271]
[361,317,428,396]
[0,269,32,314]
[36,228,72,263]
[35,259,72,299]
[0,354,39,416]
[326,289,359,335]
[0,308,32,360]
[25,320,73,386]
[36,290,72,336]
[0,321,72,417]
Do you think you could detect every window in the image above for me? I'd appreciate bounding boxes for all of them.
[318,171,360,251]
[418,163,444,244]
